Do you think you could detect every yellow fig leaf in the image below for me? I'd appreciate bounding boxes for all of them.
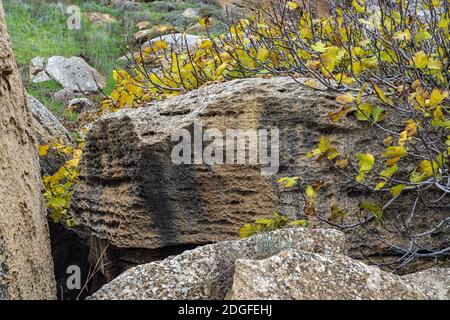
[383,146,406,158]
[39,144,50,157]
[390,184,406,197]
[412,51,429,69]
[336,93,354,105]
[278,177,300,188]
[428,89,448,107]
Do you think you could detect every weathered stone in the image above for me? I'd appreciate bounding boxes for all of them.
[65,97,95,113]
[88,228,347,299]
[31,70,51,84]
[82,12,117,25]
[28,95,73,175]
[29,56,45,76]
[185,19,216,34]
[45,56,106,93]
[133,25,177,44]
[72,77,448,280]
[227,249,426,300]
[141,33,205,52]
[0,4,56,299]
[52,88,81,103]
[29,95,71,145]
[402,267,450,300]
[182,8,200,19]
[136,21,152,31]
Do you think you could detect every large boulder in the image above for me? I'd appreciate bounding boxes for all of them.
[71,77,448,280]
[0,4,56,299]
[45,56,106,94]
[88,228,347,299]
[227,249,427,300]
[401,267,450,300]
[28,95,73,175]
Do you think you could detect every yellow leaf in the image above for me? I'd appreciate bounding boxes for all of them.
[383,146,406,158]
[38,144,49,157]
[311,41,327,53]
[328,106,351,123]
[427,58,443,70]
[199,17,213,28]
[305,186,316,199]
[278,177,299,188]
[428,89,448,107]
[199,40,213,50]
[352,0,365,13]
[373,84,392,105]
[394,30,411,41]
[286,1,298,10]
[412,51,429,69]
[336,93,354,105]
[356,153,375,182]
[390,184,405,197]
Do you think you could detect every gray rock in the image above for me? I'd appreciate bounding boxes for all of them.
[52,88,83,104]
[88,228,347,300]
[133,25,177,44]
[28,95,73,175]
[227,249,427,300]
[65,98,95,113]
[29,56,45,76]
[31,70,51,84]
[0,6,56,299]
[402,267,450,300]
[142,33,205,51]
[45,56,106,93]
[182,8,200,19]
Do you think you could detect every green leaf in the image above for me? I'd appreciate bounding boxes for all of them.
[359,200,383,222]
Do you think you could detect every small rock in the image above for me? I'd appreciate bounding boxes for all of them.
[133,25,177,43]
[31,70,51,84]
[29,56,45,76]
[142,33,205,52]
[82,12,117,25]
[136,21,151,30]
[45,56,106,93]
[65,98,95,113]
[185,18,216,34]
[52,88,81,103]
[182,8,200,19]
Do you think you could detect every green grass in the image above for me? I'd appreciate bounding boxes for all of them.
[3,0,222,120]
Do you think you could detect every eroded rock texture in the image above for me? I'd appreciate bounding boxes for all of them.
[72,77,448,281]
[0,4,56,299]
[88,228,347,299]
[227,249,427,300]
